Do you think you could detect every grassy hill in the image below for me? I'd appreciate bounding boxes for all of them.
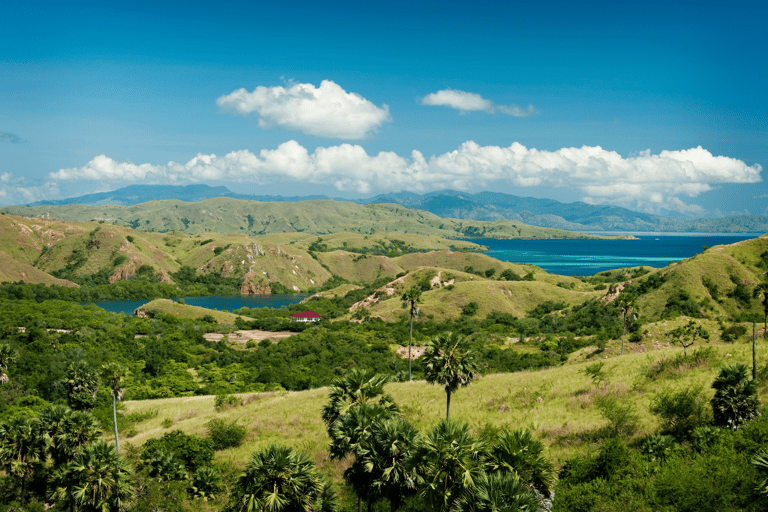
[0,197,609,239]
[121,333,767,472]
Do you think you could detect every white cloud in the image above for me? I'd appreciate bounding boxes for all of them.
[216,80,391,139]
[50,143,761,214]
[0,173,59,205]
[421,88,537,117]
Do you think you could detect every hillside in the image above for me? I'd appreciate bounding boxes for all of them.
[0,197,612,239]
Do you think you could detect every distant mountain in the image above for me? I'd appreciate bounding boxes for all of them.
[27,185,768,233]
[30,184,332,206]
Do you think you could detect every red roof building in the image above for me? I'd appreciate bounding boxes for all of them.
[292,311,322,322]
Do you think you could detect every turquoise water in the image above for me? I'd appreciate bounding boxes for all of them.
[464,233,763,276]
[91,293,311,315]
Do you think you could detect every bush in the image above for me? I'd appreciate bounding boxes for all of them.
[141,430,215,472]
[206,418,247,450]
[721,324,747,342]
[595,395,640,438]
[214,394,240,411]
[649,386,710,440]
[641,434,676,461]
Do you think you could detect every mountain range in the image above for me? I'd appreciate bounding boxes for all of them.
[28,185,768,233]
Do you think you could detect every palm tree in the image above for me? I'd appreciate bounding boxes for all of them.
[49,439,134,512]
[423,332,479,419]
[329,403,397,512]
[452,471,541,512]
[57,410,102,464]
[100,362,128,454]
[0,417,46,503]
[224,444,337,512]
[366,416,420,512]
[0,343,18,385]
[616,296,635,355]
[486,429,556,497]
[711,363,760,429]
[62,360,99,411]
[147,449,188,483]
[37,404,72,466]
[321,369,398,435]
[190,466,224,501]
[409,419,487,512]
[401,287,422,381]
[754,282,768,337]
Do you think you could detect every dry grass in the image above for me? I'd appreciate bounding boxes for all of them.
[123,335,768,475]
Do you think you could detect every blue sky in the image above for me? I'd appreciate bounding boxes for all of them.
[1,0,766,217]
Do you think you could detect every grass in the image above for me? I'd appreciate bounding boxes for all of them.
[122,333,768,479]
[137,299,245,324]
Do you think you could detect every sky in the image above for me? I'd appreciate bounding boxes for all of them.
[1,0,766,217]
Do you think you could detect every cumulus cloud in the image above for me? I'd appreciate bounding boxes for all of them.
[216,80,391,139]
[421,88,537,117]
[50,143,761,214]
[0,173,59,205]
[0,132,23,144]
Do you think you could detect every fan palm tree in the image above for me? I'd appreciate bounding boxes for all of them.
[452,471,541,512]
[0,343,18,385]
[0,417,46,503]
[190,466,224,501]
[616,296,635,355]
[224,444,337,512]
[423,332,480,419]
[754,450,768,495]
[49,439,134,512]
[99,362,128,454]
[486,428,556,497]
[754,282,768,337]
[401,287,422,381]
[366,416,420,512]
[711,363,760,429]
[409,419,487,512]
[321,369,398,435]
[37,404,72,466]
[62,360,99,411]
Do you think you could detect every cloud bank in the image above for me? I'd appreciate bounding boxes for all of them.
[422,88,537,117]
[0,173,58,204]
[50,142,761,213]
[217,80,391,139]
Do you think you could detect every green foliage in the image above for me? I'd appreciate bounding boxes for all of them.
[486,428,556,496]
[423,332,480,419]
[206,418,247,450]
[649,386,710,440]
[581,362,607,387]
[214,394,241,411]
[224,444,337,512]
[141,430,215,472]
[452,472,540,512]
[641,434,676,462]
[189,466,224,501]
[147,449,188,483]
[721,324,748,342]
[662,290,704,319]
[711,363,761,429]
[499,269,521,281]
[460,302,479,317]
[645,347,717,380]
[595,394,640,438]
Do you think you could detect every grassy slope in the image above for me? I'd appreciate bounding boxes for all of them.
[0,198,607,239]
[135,299,244,324]
[122,334,767,476]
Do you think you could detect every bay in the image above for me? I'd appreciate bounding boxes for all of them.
[90,293,311,316]
[463,233,764,276]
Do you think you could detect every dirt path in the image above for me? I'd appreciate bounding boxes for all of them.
[203,329,295,344]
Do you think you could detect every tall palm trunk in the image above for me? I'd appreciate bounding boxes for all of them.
[408,314,413,381]
[446,388,451,420]
[112,391,120,455]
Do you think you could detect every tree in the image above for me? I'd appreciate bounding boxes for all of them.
[409,419,487,512]
[62,360,99,411]
[321,369,398,436]
[50,440,134,512]
[56,410,102,463]
[486,429,556,497]
[666,320,703,357]
[754,282,768,337]
[0,342,18,385]
[0,417,46,503]
[401,287,421,381]
[189,466,224,501]
[711,363,760,429]
[452,472,541,512]
[366,417,420,512]
[616,296,635,355]
[100,362,128,454]
[224,444,337,512]
[423,332,480,419]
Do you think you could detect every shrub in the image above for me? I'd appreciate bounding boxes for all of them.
[141,430,215,472]
[649,386,710,440]
[595,395,640,438]
[206,418,247,450]
[691,425,722,452]
[214,394,240,411]
[711,363,761,429]
[721,324,747,343]
[189,467,224,501]
[641,434,676,461]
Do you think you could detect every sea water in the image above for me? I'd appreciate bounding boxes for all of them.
[462,233,763,276]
